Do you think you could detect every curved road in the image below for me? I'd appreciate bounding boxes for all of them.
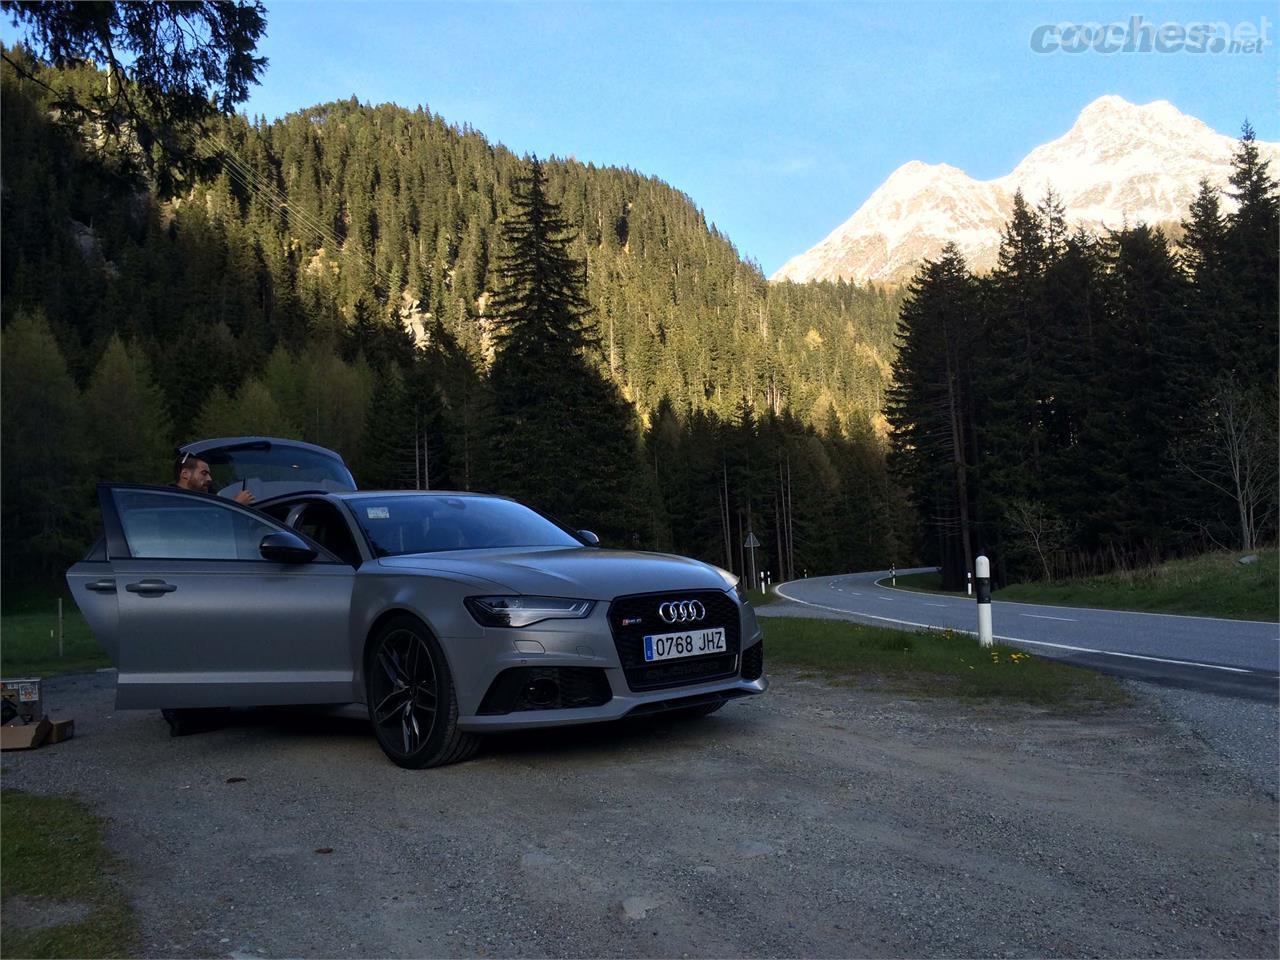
[773,569,1280,702]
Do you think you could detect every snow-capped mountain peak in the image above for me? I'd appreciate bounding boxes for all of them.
[772,96,1279,285]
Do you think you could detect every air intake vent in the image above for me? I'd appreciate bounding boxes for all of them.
[477,667,612,715]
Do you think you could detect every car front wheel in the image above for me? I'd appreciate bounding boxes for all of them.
[365,615,480,768]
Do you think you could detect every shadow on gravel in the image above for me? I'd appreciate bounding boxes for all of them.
[181,706,373,742]
[160,703,761,765]
[483,710,756,762]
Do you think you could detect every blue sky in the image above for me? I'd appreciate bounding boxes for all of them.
[85,2,1280,273]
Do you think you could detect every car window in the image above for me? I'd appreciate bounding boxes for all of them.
[197,443,356,495]
[352,495,581,557]
[257,501,295,524]
[295,503,362,567]
[112,489,279,561]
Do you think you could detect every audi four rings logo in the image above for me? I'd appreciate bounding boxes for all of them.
[658,600,706,623]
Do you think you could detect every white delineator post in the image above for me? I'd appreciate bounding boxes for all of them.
[975,555,993,647]
[891,563,896,587]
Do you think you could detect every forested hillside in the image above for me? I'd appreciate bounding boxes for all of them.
[886,133,1279,590]
[1,51,908,586]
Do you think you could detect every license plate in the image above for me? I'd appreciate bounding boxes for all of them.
[643,627,727,662]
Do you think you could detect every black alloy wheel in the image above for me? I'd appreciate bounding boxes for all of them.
[365,615,480,768]
[370,626,439,753]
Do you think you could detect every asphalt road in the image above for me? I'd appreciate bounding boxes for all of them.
[775,569,1280,702]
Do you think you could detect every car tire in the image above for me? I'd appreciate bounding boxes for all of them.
[365,615,480,769]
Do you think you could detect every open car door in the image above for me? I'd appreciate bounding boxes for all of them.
[67,484,358,710]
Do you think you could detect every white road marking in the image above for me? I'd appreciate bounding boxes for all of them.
[877,595,894,601]
[842,571,1280,627]
[993,597,1280,626]
[770,584,1262,676]
[1020,613,1077,622]
[1004,638,1256,674]
[923,602,947,607]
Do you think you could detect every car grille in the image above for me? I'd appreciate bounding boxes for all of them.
[477,667,612,715]
[607,590,741,691]
[741,640,764,681]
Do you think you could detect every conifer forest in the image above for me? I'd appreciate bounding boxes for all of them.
[1,39,1275,592]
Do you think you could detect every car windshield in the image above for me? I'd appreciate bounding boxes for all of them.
[201,444,356,497]
[351,495,582,557]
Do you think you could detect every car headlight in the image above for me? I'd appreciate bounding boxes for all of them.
[711,565,748,605]
[465,596,595,628]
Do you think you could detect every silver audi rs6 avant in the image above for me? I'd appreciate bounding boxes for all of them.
[68,438,767,767]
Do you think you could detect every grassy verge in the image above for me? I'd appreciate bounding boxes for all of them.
[995,549,1278,621]
[745,588,779,607]
[880,550,1278,621]
[1,604,109,678]
[882,571,945,594]
[765,616,1125,705]
[0,789,138,958]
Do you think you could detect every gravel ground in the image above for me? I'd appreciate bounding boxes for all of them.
[760,601,1280,801]
[3,669,1277,959]
[1129,681,1280,799]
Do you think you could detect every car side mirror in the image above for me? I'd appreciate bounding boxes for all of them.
[260,531,317,564]
[578,529,600,547]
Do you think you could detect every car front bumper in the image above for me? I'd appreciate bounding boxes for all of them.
[457,665,767,732]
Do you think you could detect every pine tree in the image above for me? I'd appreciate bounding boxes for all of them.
[1,309,89,579]
[1223,123,1280,382]
[1179,179,1235,378]
[358,365,423,489]
[484,157,645,543]
[487,157,593,357]
[1039,229,1111,552]
[83,333,173,485]
[344,295,416,372]
[979,191,1048,493]
[1094,226,1190,550]
[2,1,268,186]
[193,378,299,440]
[305,347,376,457]
[885,245,979,589]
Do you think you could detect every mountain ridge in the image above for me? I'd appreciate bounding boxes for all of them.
[773,96,1280,285]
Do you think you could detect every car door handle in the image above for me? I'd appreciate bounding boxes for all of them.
[86,579,117,594]
[125,579,178,596]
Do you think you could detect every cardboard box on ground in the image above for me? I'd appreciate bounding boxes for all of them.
[0,716,52,750]
[1,677,75,751]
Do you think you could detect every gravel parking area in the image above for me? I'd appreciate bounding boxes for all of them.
[760,600,1280,799]
[4,669,1277,959]
[1129,681,1280,799]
